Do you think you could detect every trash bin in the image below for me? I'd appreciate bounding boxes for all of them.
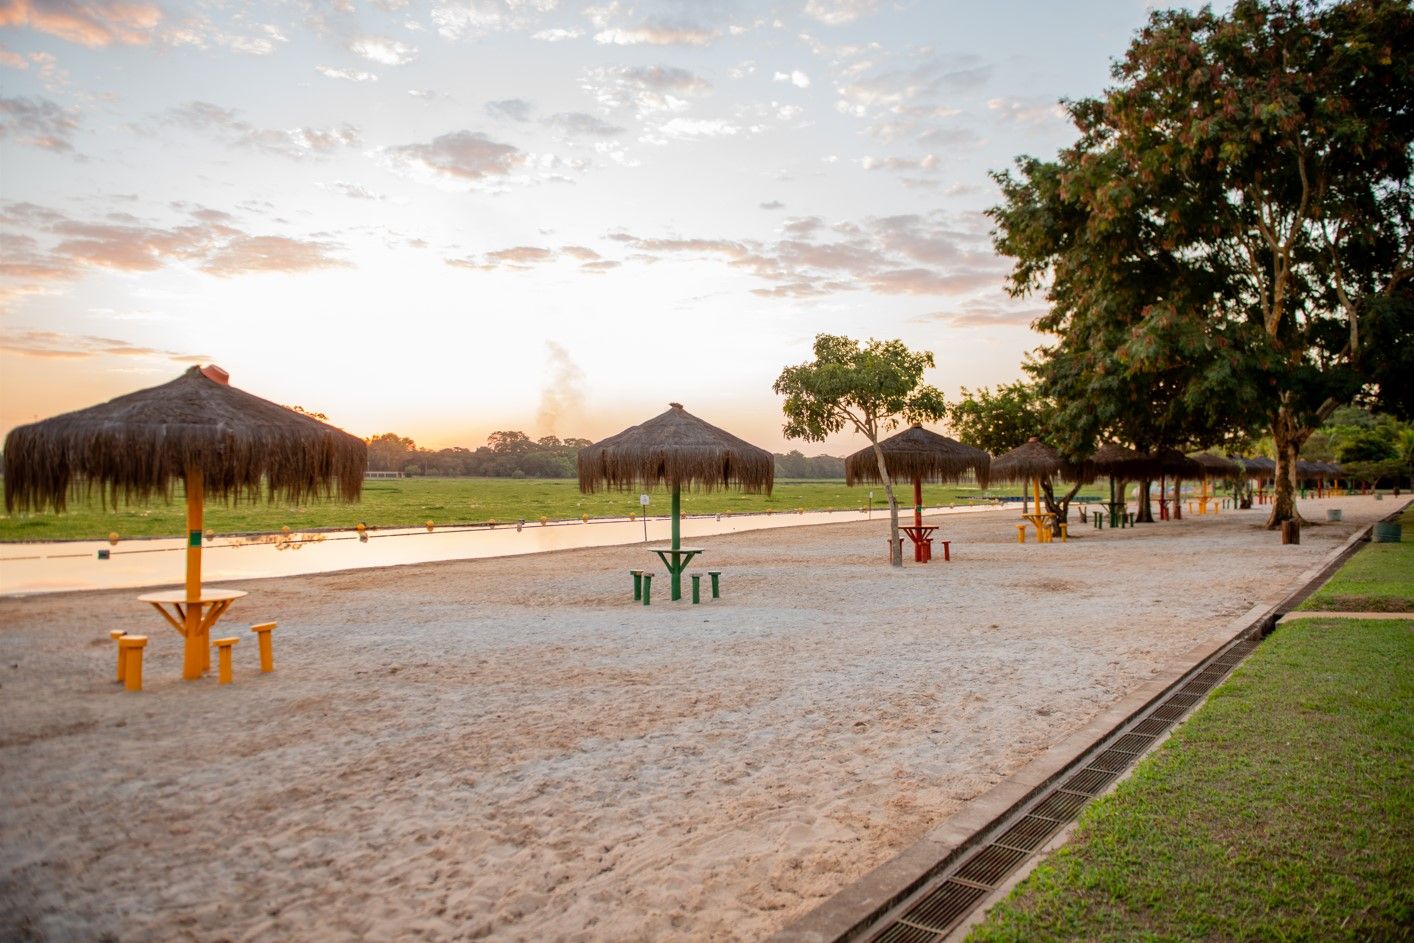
[1372,521,1402,543]
[1326,509,1343,522]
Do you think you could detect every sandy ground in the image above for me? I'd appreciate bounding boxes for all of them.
[0,496,1387,942]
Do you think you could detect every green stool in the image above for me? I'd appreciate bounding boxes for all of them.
[1092,511,1103,529]
[641,573,653,606]
[630,569,643,601]
[708,571,721,599]
[691,573,702,604]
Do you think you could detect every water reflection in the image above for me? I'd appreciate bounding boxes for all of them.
[0,505,1002,596]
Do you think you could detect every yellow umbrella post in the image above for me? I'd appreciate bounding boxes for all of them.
[182,467,206,680]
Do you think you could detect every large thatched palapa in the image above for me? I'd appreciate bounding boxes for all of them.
[1190,452,1241,479]
[843,424,990,488]
[1089,443,1159,480]
[577,403,773,496]
[4,365,366,513]
[989,437,1092,484]
[578,403,771,601]
[3,365,366,681]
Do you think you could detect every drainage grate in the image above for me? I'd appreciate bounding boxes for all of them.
[952,843,1030,885]
[1152,702,1188,722]
[1088,748,1135,772]
[992,814,1065,851]
[895,881,988,933]
[872,922,940,943]
[848,631,1268,943]
[1110,732,1157,754]
[1062,766,1122,795]
[1029,789,1089,821]
[1131,717,1173,737]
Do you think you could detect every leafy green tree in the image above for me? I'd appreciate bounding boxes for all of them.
[993,0,1413,527]
[947,383,1047,454]
[774,335,946,566]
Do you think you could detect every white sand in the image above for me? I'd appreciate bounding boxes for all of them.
[0,497,1383,942]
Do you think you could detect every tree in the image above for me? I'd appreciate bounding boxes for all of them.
[947,382,1047,455]
[774,335,946,566]
[1097,0,1414,526]
[365,433,416,472]
[487,431,534,454]
[991,0,1413,528]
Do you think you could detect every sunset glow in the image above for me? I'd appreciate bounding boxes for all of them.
[2,0,1162,453]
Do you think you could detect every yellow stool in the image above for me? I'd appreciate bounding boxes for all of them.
[251,622,277,673]
[213,637,239,684]
[1059,523,1069,542]
[109,629,127,682]
[118,635,148,692]
[1016,524,1027,544]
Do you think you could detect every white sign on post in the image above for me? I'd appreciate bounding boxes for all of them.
[640,494,650,506]
[639,494,650,541]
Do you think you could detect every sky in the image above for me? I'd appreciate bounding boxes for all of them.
[1,0,1169,455]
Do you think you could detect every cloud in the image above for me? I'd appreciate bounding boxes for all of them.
[773,69,810,88]
[836,54,994,147]
[349,35,417,65]
[986,96,1065,127]
[532,27,581,41]
[316,65,378,82]
[911,301,1047,327]
[487,245,554,263]
[0,201,352,298]
[201,236,351,277]
[0,0,162,47]
[606,210,1007,301]
[561,245,599,260]
[430,0,557,40]
[544,111,625,138]
[760,200,784,210]
[321,181,384,200]
[446,243,620,272]
[163,101,360,159]
[803,0,881,26]
[385,130,526,181]
[594,23,715,46]
[860,154,938,172]
[580,64,710,115]
[0,96,79,152]
[653,117,753,140]
[0,329,207,362]
[485,98,532,121]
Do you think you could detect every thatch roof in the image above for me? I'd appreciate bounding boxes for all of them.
[990,437,1093,484]
[1190,452,1241,478]
[1089,443,1160,479]
[4,365,367,513]
[577,402,773,494]
[843,424,990,488]
[1235,456,1277,476]
[1153,448,1203,478]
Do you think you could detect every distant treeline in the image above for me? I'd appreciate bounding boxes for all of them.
[366,432,845,479]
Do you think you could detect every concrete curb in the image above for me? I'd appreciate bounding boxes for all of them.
[770,519,1381,943]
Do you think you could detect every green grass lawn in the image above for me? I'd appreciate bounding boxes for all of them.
[966,524,1414,943]
[0,477,1014,542]
[1299,503,1414,612]
[966,617,1413,943]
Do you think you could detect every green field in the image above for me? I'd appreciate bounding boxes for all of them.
[1299,504,1414,612]
[966,508,1414,943]
[0,477,1012,542]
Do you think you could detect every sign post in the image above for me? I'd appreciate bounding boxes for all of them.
[640,493,650,542]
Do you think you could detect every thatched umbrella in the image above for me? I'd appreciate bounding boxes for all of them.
[991,437,1092,538]
[578,402,772,601]
[3,365,366,679]
[1186,452,1239,514]
[1153,448,1202,519]
[1090,444,1159,522]
[844,424,989,544]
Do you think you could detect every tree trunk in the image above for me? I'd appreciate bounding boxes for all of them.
[1040,477,1082,537]
[1173,475,1182,519]
[872,441,903,567]
[1266,404,1309,529]
[1136,479,1154,523]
